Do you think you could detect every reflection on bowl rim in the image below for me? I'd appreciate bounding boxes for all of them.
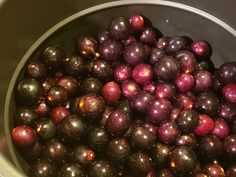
[4,0,236,174]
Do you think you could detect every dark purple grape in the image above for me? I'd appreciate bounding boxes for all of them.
[15,78,42,106]
[211,118,229,139]
[81,77,102,94]
[77,94,105,118]
[25,61,47,80]
[99,39,123,61]
[168,147,197,176]
[12,125,36,148]
[132,64,153,85]
[102,81,121,104]
[219,62,236,85]
[107,138,131,162]
[151,143,172,166]
[128,152,153,176]
[156,37,169,49]
[14,107,38,126]
[155,82,176,100]
[191,40,210,58]
[46,86,68,107]
[176,50,196,73]
[198,135,222,159]
[77,36,98,58]
[42,139,68,164]
[130,126,156,150]
[28,159,56,177]
[122,80,140,99]
[131,91,154,112]
[63,56,85,76]
[219,102,236,121]
[41,45,65,69]
[50,106,70,125]
[158,121,180,144]
[147,99,172,125]
[58,114,87,144]
[177,109,199,133]
[223,135,236,158]
[194,114,214,136]
[194,91,220,117]
[154,55,180,81]
[107,109,130,136]
[92,59,113,80]
[123,42,146,66]
[87,127,109,151]
[149,48,165,64]
[129,14,144,32]
[114,64,132,82]
[166,36,187,53]
[110,17,130,40]
[194,70,213,92]
[174,73,195,93]
[35,117,56,141]
[57,76,79,97]
[222,84,236,104]
[140,27,157,45]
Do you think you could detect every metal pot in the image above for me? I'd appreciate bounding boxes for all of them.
[3,0,236,176]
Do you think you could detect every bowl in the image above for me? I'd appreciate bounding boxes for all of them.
[4,0,236,175]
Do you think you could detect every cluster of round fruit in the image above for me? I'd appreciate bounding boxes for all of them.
[11,14,236,177]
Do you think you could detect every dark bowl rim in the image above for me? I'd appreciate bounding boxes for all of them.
[4,0,236,174]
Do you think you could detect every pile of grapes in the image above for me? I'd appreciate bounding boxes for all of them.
[12,14,236,177]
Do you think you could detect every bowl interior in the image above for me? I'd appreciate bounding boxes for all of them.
[5,2,236,174]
